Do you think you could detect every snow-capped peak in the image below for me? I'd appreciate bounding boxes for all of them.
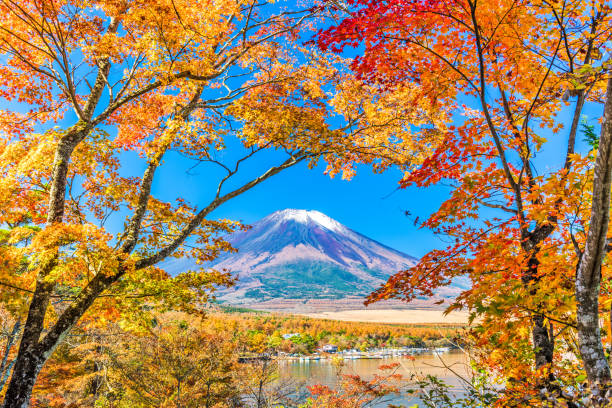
[158,208,428,304]
[274,209,345,232]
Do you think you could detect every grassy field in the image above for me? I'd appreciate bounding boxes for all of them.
[303,308,471,324]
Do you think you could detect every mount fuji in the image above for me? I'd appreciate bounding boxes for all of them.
[160,209,460,307]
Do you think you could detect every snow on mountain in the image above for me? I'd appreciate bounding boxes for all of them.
[160,209,422,303]
[279,209,345,232]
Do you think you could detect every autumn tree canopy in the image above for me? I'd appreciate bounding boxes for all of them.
[319,0,612,399]
[0,0,436,405]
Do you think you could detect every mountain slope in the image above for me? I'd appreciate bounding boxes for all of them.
[161,209,421,303]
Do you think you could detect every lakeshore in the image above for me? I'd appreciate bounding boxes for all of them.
[276,346,455,362]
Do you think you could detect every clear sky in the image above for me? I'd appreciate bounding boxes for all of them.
[3,70,449,259]
[139,97,600,260]
[151,150,451,258]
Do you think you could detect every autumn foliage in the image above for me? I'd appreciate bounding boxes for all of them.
[319,0,612,399]
[306,363,403,408]
[23,311,456,407]
[1,0,612,406]
[0,0,434,405]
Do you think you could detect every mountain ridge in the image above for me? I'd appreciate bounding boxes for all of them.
[160,209,461,307]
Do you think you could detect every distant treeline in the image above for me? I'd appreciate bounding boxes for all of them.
[215,310,463,354]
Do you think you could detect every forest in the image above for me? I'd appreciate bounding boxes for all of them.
[9,310,458,406]
[0,0,611,407]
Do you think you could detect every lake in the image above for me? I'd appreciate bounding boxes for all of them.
[277,351,470,407]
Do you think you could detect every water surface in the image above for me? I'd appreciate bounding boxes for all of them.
[278,351,470,407]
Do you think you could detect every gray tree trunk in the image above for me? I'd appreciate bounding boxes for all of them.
[576,77,612,402]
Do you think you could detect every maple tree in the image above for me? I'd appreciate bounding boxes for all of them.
[318,0,612,399]
[0,0,433,405]
[96,317,239,407]
[305,362,403,408]
[31,313,242,407]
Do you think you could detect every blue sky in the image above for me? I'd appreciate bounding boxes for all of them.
[138,97,601,260]
[100,89,601,261]
[1,52,449,259]
[152,150,450,258]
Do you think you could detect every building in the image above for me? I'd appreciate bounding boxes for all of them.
[321,344,338,353]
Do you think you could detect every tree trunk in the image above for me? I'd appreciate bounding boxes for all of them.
[1,348,46,408]
[575,77,612,402]
[2,271,119,407]
[576,274,609,392]
[0,85,298,406]
[522,254,555,371]
[1,126,87,408]
[532,313,554,369]
[0,321,21,393]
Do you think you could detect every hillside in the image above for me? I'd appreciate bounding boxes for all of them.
[161,209,465,308]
